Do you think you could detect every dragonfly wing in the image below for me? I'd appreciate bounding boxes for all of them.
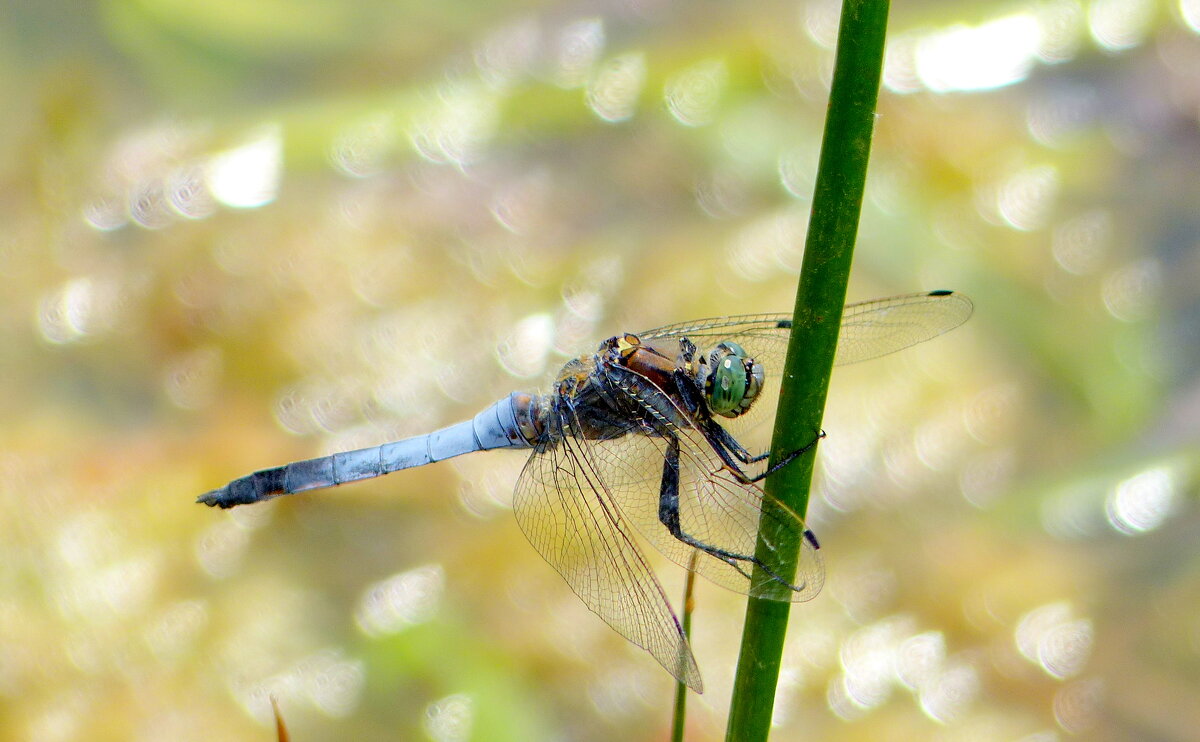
[589,381,823,603]
[636,291,972,443]
[833,290,974,366]
[670,420,824,602]
[638,290,973,367]
[512,431,703,692]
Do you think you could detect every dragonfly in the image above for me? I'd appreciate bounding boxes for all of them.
[199,290,972,692]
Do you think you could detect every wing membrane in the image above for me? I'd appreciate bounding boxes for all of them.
[640,290,973,367]
[834,291,973,365]
[639,291,972,446]
[512,419,703,692]
[509,291,969,686]
[583,374,823,602]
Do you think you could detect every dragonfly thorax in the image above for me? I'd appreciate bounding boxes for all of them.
[700,341,764,418]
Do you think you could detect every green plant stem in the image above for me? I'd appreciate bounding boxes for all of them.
[724,2,891,740]
[671,551,701,742]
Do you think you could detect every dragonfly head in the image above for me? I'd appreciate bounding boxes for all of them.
[703,341,764,418]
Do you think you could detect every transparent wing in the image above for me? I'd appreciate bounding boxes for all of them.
[580,379,823,603]
[512,424,703,692]
[511,292,968,683]
[834,290,974,365]
[639,290,973,368]
[638,291,973,444]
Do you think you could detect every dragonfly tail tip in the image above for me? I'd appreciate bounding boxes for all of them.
[196,489,229,508]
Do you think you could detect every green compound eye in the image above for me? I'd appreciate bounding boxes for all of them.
[708,354,748,416]
[706,341,763,418]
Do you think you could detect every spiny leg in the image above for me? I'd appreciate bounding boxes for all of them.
[701,422,826,485]
[656,435,805,592]
[670,368,772,469]
[736,428,826,483]
[668,367,822,477]
[707,422,776,465]
[705,419,771,465]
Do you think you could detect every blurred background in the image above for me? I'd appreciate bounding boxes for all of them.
[3,0,1199,740]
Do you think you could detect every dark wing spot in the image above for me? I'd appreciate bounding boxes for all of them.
[927,289,954,296]
[804,529,821,549]
[775,319,793,329]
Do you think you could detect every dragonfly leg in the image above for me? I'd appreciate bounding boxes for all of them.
[737,429,825,483]
[697,421,824,485]
[671,368,772,468]
[706,423,770,465]
[671,368,707,416]
[657,436,807,593]
[670,367,813,474]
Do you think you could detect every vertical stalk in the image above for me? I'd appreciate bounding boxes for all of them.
[724,2,891,740]
[670,551,701,742]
